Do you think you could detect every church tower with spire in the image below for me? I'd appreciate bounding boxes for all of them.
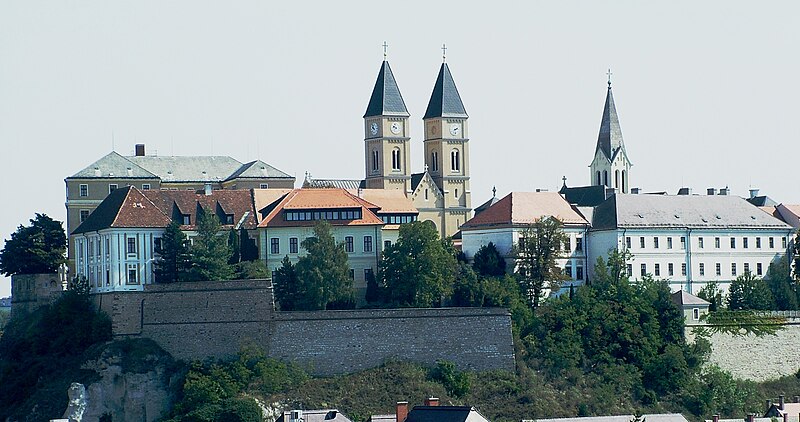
[589,75,632,193]
[363,59,412,192]
[422,57,472,235]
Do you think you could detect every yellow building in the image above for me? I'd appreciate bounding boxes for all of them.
[307,58,473,238]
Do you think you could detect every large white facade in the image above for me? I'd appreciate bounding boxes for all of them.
[74,228,163,293]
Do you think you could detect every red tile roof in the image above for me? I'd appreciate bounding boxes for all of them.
[461,192,589,230]
[258,188,384,228]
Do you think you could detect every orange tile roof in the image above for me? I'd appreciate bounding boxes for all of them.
[258,188,384,228]
[143,189,259,229]
[358,189,418,214]
[461,192,589,230]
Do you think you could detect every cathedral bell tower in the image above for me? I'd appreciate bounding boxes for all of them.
[423,56,472,235]
[363,59,412,192]
[589,73,632,193]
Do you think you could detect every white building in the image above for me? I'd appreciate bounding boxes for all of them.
[587,193,795,294]
[460,191,591,287]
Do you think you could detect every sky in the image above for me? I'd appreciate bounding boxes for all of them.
[0,1,798,297]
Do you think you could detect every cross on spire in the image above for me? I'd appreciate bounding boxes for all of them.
[383,41,388,59]
[607,68,613,88]
[441,43,447,62]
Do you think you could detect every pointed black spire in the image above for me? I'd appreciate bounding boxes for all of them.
[424,63,468,120]
[364,61,409,118]
[595,82,626,161]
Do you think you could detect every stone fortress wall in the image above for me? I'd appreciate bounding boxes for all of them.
[91,279,516,375]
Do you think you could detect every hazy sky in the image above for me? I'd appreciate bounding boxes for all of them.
[1,1,798,297]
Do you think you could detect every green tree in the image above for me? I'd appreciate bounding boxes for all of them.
[766,256,798,310]
[728,272,775,311]
[154,221,192,283]
[451,262,483,307]
[235,260,270,280]
[189,208,234,282]
[273,256,301,311]
[472,242,506,278]
[697,280,725,311]
[379,221,458,307]
[513,217,569,308]
[295,221,354,310]
[0,214,66,276]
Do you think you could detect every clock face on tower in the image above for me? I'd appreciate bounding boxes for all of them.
[390,122,401,135]
[370,122,379,136]
[449,123,460,136]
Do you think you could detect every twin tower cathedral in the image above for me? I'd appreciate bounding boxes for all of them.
[361,59,472,237]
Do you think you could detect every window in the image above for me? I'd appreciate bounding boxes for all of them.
[109,184,118,193]
[744,263,750,274]
[127,264,138,285]
[596,171,601,186]
[80,210,90,223]
[681,263,687,276]
[667,237,673,249]
[653,237,659,249]
[349,269,355,280]
[289,237,298,254]
[757,263,763,276]
[576,266,584,280]
[716,263,721,276]
[626,264,633,277]
[270,238,279,254]
[372,150,379,172]
[769,237,775,248]
[455,188,458,199]
[640,263,647,277]
[640,237,645,248]
[730,238,736,249]
[693,308,700,321]
[451,149,460,172]
[699,263,705,276]
[126,237,137,255]
[783,237,788,249]
[625,237,631,249]
[731,263,737,276]
[603,170,608,186]
[79,184,88,197]
[743,238,749,249]
[182,214,190,225]
[680,237,686,250]
[260,183,269,189]
[142,183,151,190]
[424,189,429,201]
[575,237,583,251]
[225,214,234,224]
[431,151,438,172]
[756,237,761,249]
[384,240,391,249]
[154,238,162,254]
[654,263,661,277]
[565,265,572,278]
[668,263,674,276]
[391,149,401,171]
[364,236,373,253]
[715,237,721,248]
[698,237,704,249]
[345,236,354,253]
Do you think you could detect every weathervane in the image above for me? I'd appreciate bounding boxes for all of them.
[442,43,447,63]
[383,41,388,59]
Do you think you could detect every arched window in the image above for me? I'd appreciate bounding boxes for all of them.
[431,151,438,172]
[603,170,608,187]
[615,170,620,189]
[371,150,379,172]
[392,148,401,171]
[596,171,601,186]
[451,149,460,172]
[622,170,627,193]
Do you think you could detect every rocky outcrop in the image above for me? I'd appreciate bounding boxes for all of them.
[77,339,178,422]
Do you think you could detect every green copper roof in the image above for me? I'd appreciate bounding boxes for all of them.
[424,63,468,119]
[363,61,409,118]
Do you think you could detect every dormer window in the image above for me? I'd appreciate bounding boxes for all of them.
[109,184,118,193]
[225,214,234,224]
[182,214,190,225]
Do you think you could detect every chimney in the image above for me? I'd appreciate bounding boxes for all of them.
[204,183,212,196]
[135,144,146,156]
[749,188,760,199]
[783,413,788,422]
[396,401,408,422]
[768,400,773,410]
[707,188,717,195]
[747,413,755,422]
[719,187,729,196]
[677,187,691,196]
[631,187,641,194]
[794,396,799,403]
[712,415,719,422]
[424,397,439,407]
[780,395,785,410]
